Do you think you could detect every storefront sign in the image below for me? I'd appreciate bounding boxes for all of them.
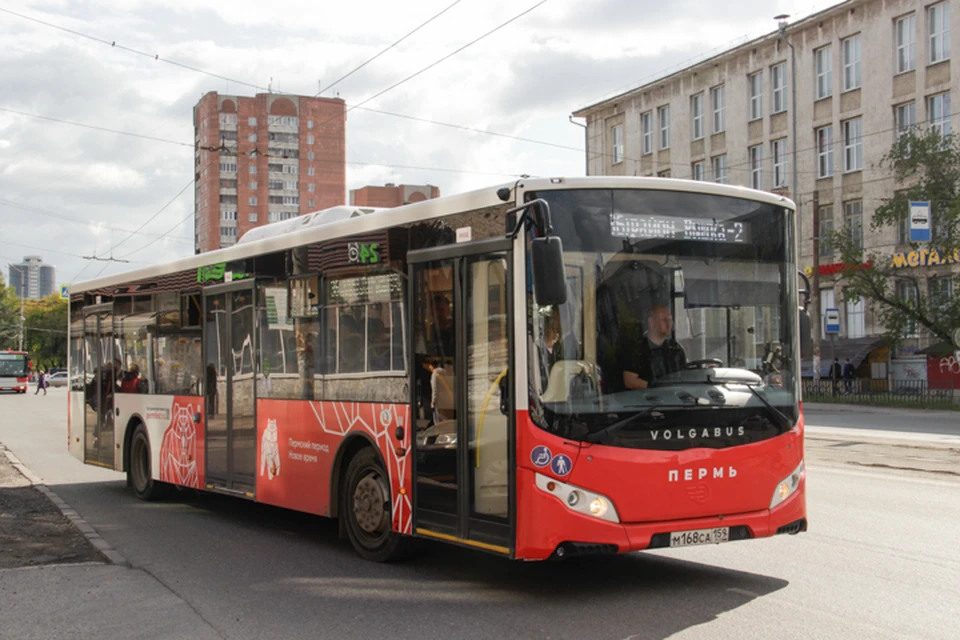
[803,261,872,277]
[890,249,960,269]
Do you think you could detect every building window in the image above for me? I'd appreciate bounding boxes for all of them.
[249,165,257,175]
[843,118,862,172]
[845,297,865,338]
[842,35,862,91]
[772,138,788,188]
[711,154,727,184]
[640,112,653,155]
[248,117,257,127]
[691,161,705,181]
[284,180,297,190]
[249,181,257,190]
[249,213,258,223]
[929,276,953,315]
[819,207,834,258]
[283,165,298,175]
[307,151,315,161]
[817,126,834,178]
[308,183,315,192]
[219,161,237,173]
[308,199,314,207]
[845,201,863,250]
[815,46,832,99]
[611,124,624,164]
[248,133,257,142]
[928,3,951,64]
[895,14,916,73]
[307,166,315,176]
[748,71,763,120]
[307,135,315,145]
[657,169,671,178]
[896,280,919,337]
[283,196,299,205]
[927,92,952,139]
[219,113,237,126]
[711,85,725,133]
[249,196,258,206]
[658,106,670,149]
[220,210,237,221]
[691,94,704,140]
[268,179,283,190]
[307,120,314,129]
[749,145,763,190]
[895,102,916,140]
[771,63,787,113]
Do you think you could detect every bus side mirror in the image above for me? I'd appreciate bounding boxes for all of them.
[531,236,567,306]
[799,308,812,358]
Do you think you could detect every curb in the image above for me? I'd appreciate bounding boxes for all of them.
[1,447,129,567]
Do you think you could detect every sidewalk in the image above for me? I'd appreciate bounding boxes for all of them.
[0,444,221,640]
[804,402,959,419]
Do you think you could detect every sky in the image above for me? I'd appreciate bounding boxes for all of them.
[0,0,829,285]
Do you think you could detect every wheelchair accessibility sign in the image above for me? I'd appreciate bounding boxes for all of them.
[530,445,552,468]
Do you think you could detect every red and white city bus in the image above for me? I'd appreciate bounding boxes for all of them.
[68,176,807,561]
[0,349,30,393]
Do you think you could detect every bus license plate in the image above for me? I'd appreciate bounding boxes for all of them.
[669,527,729,547]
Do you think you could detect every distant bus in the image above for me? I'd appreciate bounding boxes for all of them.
[0,350,29,393]
[68,177,806,561]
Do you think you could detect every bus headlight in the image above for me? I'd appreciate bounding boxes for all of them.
[535,473,619,523]
[770,460,804,509]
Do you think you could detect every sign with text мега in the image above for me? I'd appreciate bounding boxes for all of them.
[910,201,931,242]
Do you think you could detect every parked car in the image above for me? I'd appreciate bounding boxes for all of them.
[45,372,69,388]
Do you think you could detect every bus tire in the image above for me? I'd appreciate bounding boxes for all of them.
[128,424,171,501]
[342,447,414,562]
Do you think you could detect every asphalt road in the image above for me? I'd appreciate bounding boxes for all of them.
[2,388,958,640]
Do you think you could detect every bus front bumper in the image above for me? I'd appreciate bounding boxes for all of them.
[514,467,807,561]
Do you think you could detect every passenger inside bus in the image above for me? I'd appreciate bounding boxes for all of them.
[119,363,141,393]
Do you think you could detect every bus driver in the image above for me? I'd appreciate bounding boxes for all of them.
[621,303,687,390]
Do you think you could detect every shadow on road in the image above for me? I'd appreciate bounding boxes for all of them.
[65,482,791,640]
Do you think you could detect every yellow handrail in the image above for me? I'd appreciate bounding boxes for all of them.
[475,368,508,468]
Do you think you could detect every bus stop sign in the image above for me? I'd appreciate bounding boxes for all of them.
[825,308,841,334]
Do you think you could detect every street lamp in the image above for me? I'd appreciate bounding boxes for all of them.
[775,15,816,378]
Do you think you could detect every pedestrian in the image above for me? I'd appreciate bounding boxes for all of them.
[35,369,47,396]
[830,358,842,396]
[842,358,855,393]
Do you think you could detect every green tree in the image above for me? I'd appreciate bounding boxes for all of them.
[831,128,960,348]
[0,274,21,348]
[23,295,68,370]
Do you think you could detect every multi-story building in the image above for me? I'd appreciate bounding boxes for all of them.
[349,183,440,208]
[573,0,956,385]
[8,255,56,300]
[193,92,346,253]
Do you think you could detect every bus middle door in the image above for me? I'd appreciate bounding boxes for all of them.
[409,238,514,555]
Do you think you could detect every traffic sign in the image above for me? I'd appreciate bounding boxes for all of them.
[909,201,930,242]
[59,285,69,300]
[824,308,841,334]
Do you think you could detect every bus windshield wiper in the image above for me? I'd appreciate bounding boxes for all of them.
[736,383,793,430]
[585,401,702,444]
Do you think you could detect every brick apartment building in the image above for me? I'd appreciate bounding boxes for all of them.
[573,0,957,386]
[193,92,346,253]
[349,183,440,208]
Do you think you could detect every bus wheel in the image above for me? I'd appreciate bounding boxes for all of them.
[342,447,412,562]
[128,424,171,501]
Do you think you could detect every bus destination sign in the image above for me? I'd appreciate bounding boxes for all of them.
[610,213,751,244]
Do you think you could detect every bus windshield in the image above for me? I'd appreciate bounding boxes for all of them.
[527,188,799,450]
[0,353,29,377]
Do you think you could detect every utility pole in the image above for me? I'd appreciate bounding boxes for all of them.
[812,191,821,382]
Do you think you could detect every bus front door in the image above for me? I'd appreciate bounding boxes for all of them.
[410,239,514,555]
[203,284,257,494]
[83,304,116,468]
